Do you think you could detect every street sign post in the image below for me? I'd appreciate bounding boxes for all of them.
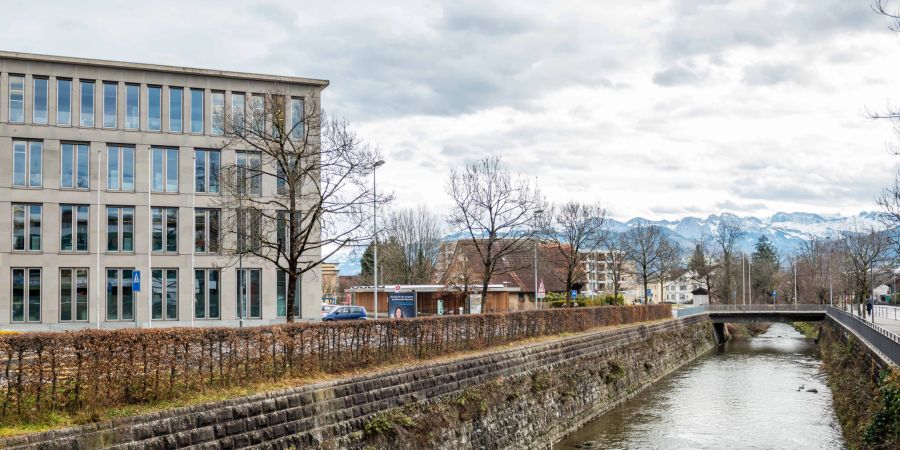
[537,280,546,300]
[132,271,141,292]
[394,284,401,293]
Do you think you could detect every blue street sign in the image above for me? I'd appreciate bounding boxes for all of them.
[133,271,141,292]
[772,290,776,298]
[570,290,577,299]
[646,288,652,297]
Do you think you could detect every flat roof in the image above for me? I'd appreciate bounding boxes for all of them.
[0,50,329,88]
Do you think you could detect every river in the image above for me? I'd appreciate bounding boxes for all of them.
[555,323,845,449]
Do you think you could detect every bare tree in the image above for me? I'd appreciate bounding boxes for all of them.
[687,233,717,301]
[604,233,631,301]
[839,225,891,316]
[540,202,609,294]
[382,206,445,284]
[713,219,745,304]
[656,238,686,300]
[216,92,386,322]
[796,238,841,304]
[447,155,545,303]
[622,223,678,303]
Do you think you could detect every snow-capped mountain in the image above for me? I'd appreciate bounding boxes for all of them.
[326,211,885,275]
[610,211,884,255]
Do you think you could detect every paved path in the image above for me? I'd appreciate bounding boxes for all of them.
[841,304,900,337]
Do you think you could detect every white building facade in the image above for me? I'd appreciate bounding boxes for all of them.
[0,52,327,330]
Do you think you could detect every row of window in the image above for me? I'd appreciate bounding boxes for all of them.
[12,204,220,254]
[11,141,268,194]
[10,267,301,323]
[6,75,305,137]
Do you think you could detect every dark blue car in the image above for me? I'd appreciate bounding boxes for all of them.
[322,305,368,321]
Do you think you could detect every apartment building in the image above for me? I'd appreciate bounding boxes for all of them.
[581,250,637,300]
[0,51,328,330]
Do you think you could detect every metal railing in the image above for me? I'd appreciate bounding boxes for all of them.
[706,304,827,313]
[827,306,900,366]
[674,305,708,318]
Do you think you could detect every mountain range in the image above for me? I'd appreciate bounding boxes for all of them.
[329,211,884,275]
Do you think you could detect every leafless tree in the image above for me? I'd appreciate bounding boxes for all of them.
[687,233,717,301]
[382,206,445,284]
[622,223,679,303]
[540,202,609,293]
[838,225,891,316]
[216,92,387,322]
[447,155,545,303]
[796,238,842,304]
[713,219,745,304]
[604,233,631,301]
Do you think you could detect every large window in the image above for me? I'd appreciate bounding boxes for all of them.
[277,270,302,318]
[194,149,220,193]
[152,207,178,253]
[60,268,89,322]
[106,206,134,252]
[211,91,224,135]
[236,208,261,253]
[13,140,42,187]
[169,87,183,132]
[152,268,178,320]
[103,82,117,128]
[33,77,48,124]
[194,269,220,319]
[80,80,94,127]
[194,208,219,253]
[290,97,304,138]
[235,151,261,195]
[250,94,264,133]
[61,143,90,189]
[12,204,41,251]
[190,88,204,133]
[231,92,245,131]
[57,79,72,125]
[151,147,179,192]
[148,86,161,131]
[60,204,89,252]
[236,268,261,319]
[276,155,297,196]
[107,145,135,191]
[125,84,139,129]
[9,75,24,123]
[106,268,134,321]
[11,268,41,323]
[276,210,300,253]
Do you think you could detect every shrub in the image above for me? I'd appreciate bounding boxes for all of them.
[0,304,670,426]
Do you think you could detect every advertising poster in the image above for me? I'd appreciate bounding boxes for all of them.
[388,292,416,318]
[468,293,483,314]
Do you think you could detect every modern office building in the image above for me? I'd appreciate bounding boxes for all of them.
[0,51,328,330]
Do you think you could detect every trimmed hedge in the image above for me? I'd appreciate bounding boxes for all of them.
[0,304,670,425]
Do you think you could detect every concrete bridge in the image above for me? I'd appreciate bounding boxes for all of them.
[676,304,900,366]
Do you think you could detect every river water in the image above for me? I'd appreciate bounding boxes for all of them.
[555,323,845,449]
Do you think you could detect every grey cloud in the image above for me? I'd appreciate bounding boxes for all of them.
[742,63,811,86]
[652,61,708,86]
[714,200,769,212]
[436,2,535,36]
[661,0,878,59]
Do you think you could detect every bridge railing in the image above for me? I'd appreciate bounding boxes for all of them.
[707,304,827,313]
[827,306,900,366]
[674,305,708,318]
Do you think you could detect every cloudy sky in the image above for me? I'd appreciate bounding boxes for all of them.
[6,0,900,220]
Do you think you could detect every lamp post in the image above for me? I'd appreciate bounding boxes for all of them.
[533,209,543,309]
[372,159,385,319]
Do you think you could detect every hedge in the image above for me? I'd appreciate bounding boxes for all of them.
[0,304,670,425]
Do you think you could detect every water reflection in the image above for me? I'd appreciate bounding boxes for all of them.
[555,323,844,450]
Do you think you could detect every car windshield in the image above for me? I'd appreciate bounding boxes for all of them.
[321,305,336,313]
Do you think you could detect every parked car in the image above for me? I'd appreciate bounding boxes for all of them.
[321,304,337,317]
[322,306,367,321]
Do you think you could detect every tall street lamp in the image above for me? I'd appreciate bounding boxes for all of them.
[533,209,544,309]
[372,159,385,319]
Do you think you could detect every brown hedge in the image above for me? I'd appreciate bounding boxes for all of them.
[0,304,670,425]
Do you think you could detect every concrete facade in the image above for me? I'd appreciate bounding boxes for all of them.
[0,51,328,330]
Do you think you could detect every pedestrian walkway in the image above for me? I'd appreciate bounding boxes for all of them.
[842,304,900,337]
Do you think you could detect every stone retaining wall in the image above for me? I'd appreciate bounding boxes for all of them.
[1,316,715,449]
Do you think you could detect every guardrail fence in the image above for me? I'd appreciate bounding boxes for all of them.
[826,306,900,366]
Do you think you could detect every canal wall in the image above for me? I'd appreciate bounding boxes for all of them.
[1,316,715,449]
[818,318,900,449]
